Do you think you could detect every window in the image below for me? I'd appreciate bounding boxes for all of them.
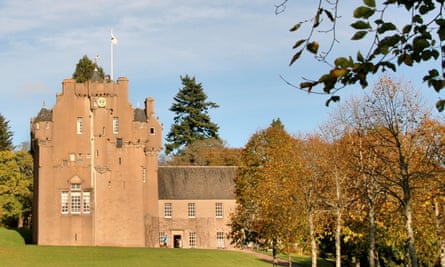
[71,192,81,214]
[113,117,119,134]
[159,232,165,246]
[216,232,225,248]
[164,203,172,218]
[150,127,155,135]
[61,183,90,215]
[116,138,123,148]
[61,192,68,214]
[77,117,83,134]
[142,168,147,183]
[188,203,196,218]
[215,202,223,218]
[71,183,81,191]
[189,232,196,248]
[83,192,90,214]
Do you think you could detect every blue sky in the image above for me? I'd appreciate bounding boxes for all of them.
[1,1,443,149]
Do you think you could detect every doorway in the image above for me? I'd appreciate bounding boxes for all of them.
[173,235,182,248]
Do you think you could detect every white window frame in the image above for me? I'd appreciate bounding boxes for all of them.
[216,232,225,248]
[164,203,172,218]
[215,202,223,218]
[113,117,119,134]
[189,232,196,248]
[188,203,196,218]
[82,192,90,214]
[71,192,81,214]
[61,191,69,214]
[76,117,83,134]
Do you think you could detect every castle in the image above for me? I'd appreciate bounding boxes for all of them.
[31,77,236,249]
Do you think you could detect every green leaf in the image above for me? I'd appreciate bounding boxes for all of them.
[351,20,371,30]
[363,0,376,7]
[289,23,301,32]
[436,99,445,112]
[402,24,412,34]
[438,25,445,41]
[353,6,375,19]
[306,42,319,54]
[289,50,303,66]
[334,57,349,67]
[377,22,397,34]
[324,9,335,22]
[357,51,364,62]
[351,31,368,40]
[292,39,306,49]
[413,37,430,51]
[300,82,313,88]
[325,95,340,106]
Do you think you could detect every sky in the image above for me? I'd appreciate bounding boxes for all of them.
[1,1,443,149]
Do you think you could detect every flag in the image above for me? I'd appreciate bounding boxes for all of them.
[111,31,117,45]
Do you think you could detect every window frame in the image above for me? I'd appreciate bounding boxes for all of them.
[76,117,83,134]
[113,117,119,134]
[189,232,196,248]
[216,232,225,248]
[215,202,223,218]
[164,203,172,218]
[188,202,196,218]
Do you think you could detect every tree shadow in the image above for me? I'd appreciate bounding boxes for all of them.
[13,228,33,244]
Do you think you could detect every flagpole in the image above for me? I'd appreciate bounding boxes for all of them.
[110,30,114,81]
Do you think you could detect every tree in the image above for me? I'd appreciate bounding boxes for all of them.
[165,75,220,155]
[0,114,13,151]
[167,138,241,166]
[280,0,445,110]
[72,55,105,83]
[340,77,441,267]
[0,151,33,228]
[230,119,303,267]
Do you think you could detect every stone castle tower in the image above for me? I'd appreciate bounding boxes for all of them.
[31,77,163,247]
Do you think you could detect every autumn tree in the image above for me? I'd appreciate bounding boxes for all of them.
[300,135,335,267]
[165,75,220,155]
[72,55,105,83]
[280,0,445,110]
[230,119,304,267]
[341,77,441,267]
[167,138,241,166]
[0,114,13,151]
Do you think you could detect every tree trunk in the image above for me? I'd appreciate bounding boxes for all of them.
[404,202,418,267]
[368,201,376,267]
[434,199,445,267]
[309,210,317,267]
[335,209,342,267]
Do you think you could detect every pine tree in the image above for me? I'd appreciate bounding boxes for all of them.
[0,114,13,151]
[165,75,220,155]
[72,55,105,83]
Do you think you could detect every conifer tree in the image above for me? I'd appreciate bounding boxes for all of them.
[72,55,105,83]
[0,114,13,151]
[165,75,220,155]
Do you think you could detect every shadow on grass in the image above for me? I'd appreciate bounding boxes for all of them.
[13,228,33,244]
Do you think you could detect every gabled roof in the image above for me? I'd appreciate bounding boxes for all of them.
[134,108,147,122]
[158,166,236,200]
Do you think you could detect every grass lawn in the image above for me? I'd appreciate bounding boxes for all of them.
[1,228,335,267]
[0,228,272,267]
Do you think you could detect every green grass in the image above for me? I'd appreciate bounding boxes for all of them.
[0,228,335,267]
[0,228,272,267]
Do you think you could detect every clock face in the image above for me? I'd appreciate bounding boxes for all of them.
[97,97,106,108]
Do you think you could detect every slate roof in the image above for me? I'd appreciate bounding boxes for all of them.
[158,166,236,200]
[134,108,147,122]
[34,108,52,122]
